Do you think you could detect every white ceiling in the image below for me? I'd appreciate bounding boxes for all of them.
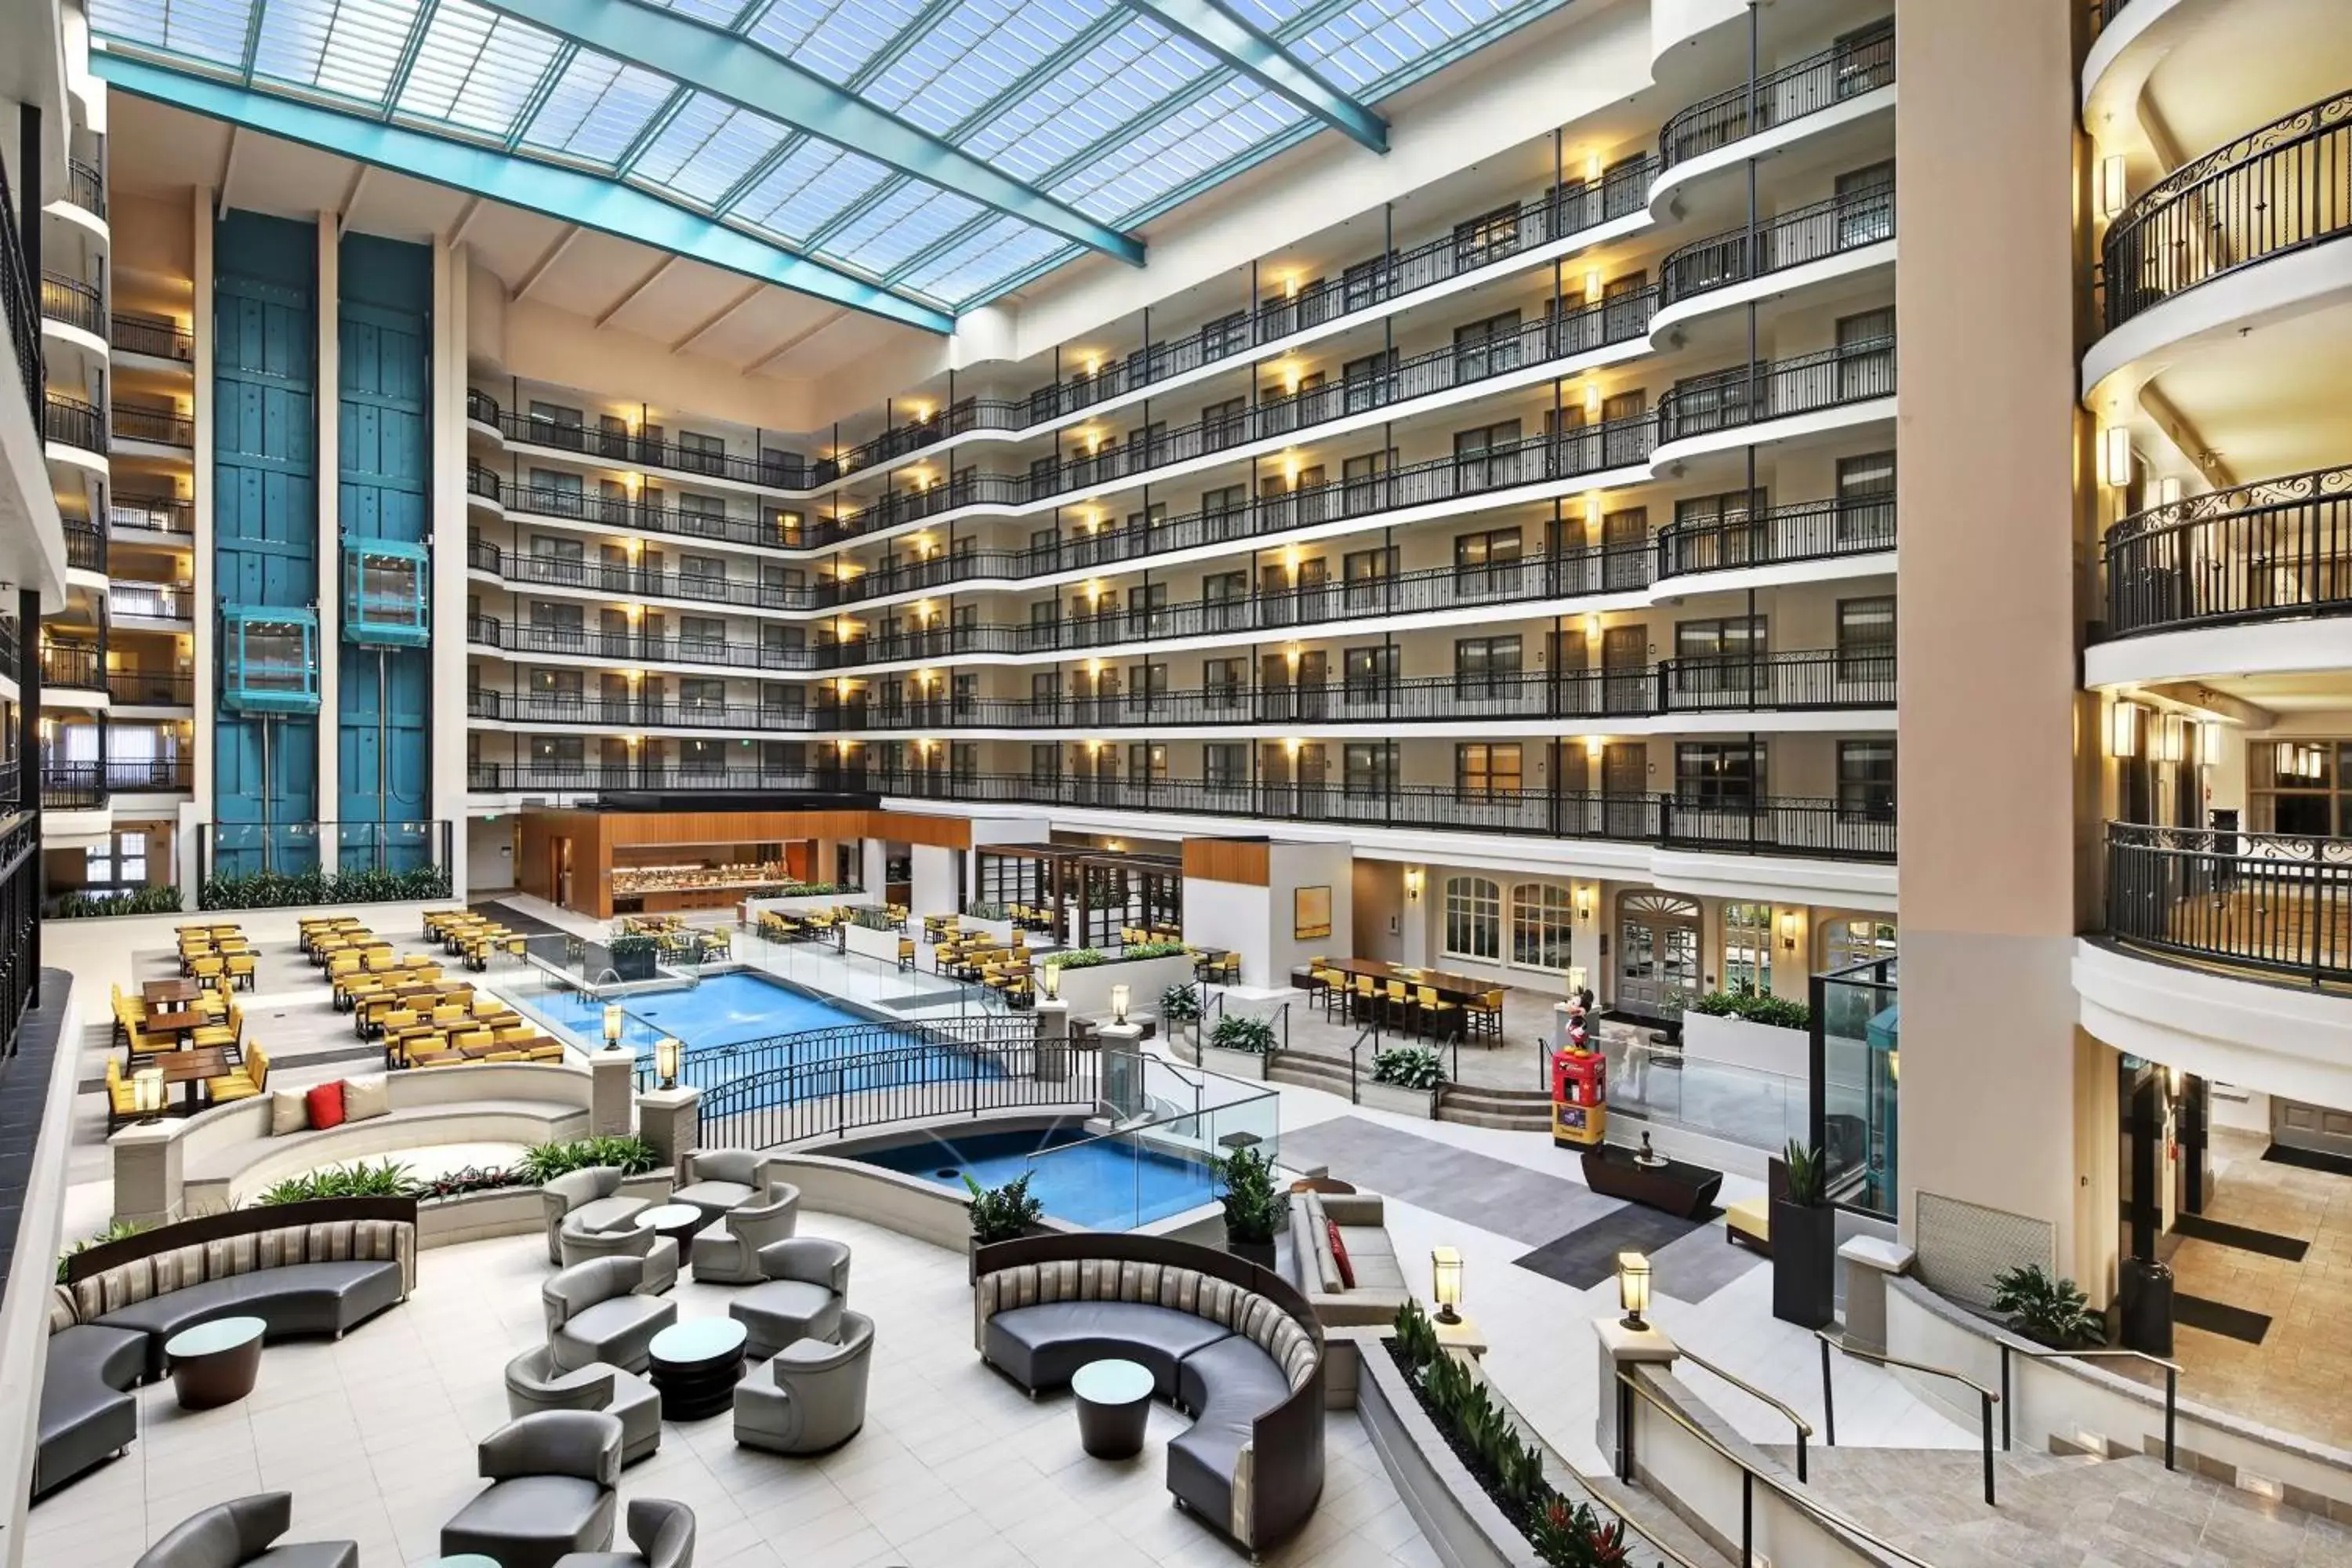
[2143,298,2352,485]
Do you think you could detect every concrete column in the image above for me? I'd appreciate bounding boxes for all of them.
[111,1123,183,1228]
[859,837,887,898]
[1035,999,1069,1083]
[190,186,216,895]
[430,240,471,895]
[1593,1316,1679,1475]
[1893,0,2105,1293]
[1098,1020,1144,1120]
[590,1046,635,1138]
[1838,1236,1916,1355]
[910,843,959,918]
[314,216,339,876]
[636,1085,700,1171]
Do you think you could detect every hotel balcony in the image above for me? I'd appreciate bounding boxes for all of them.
[106,667,193,707]
[111,403,194,451]
[109,310,194,365]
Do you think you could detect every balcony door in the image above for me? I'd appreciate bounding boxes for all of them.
[1602,742,1648,838]
[1602,624,1649,714]
[1617,891,1700,1020]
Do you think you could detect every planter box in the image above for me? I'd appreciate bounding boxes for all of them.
[1049,953,1200,1021]
[1356,1334,1544,1568]
[840,921,908,967]
[1194,1043,1269,1082]
[1679,1011,1809,1080]
[608,945,659,981]
[953,914,1019,946]
[742,891,873,922]
[1356,1080,1438,1119]
[1771,1198,1836,1328]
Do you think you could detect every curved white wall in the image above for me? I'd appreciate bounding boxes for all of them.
[2074,938,2352,1107]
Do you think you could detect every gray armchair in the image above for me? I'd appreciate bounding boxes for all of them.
[558,1210,681,1293]
[505,1345,662,1467]
[733,1309,873,1456]
[541,1167,651,1265]
[688,1182,801,1285]
[136,1492,356,1568]
[554,1497,696,1568]
[441,1411,622,1568]
[728,1236,850,1359]
[545,1257,677,1374]
[670,1149,776,1226]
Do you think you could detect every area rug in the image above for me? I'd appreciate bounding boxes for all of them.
[1513,1203,1713,1292]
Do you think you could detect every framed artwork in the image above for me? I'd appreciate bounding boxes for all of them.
[1294,885,1333,941]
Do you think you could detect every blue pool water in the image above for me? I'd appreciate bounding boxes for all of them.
[529,972,868,1051]
[856,1126,1219,1230]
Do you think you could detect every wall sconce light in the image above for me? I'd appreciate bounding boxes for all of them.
[1583,383,1602,419]
[2165,1063,2185,1099]
[1575,885,1593,922]
[2099,154,2129,219]
[2100,425,2133,489]
[1040,963,1061,1000]
[132,1066,165,1123]
[1432,1247,1464,1323]
[1617,1251,1651,1330]
[2199,719,2224,768]
[1585,493,1603,528]
[1285,736,1303,757]
[2157,712,2187,764]
[1583,613,1602,639]
[2107,702,2140,759]
[2154,475,2183,508]
[1583,267,1603,305]
[603,1004,624,1048]
[1405,867,1424,899]
[655,1036,681,1091]
[1584,148,1602,183]
[1778,910,1798,953]
[1109,984,1131,1024]
[1583,735,1605,761]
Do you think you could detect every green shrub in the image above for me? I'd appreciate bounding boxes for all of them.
[1211,1146,1287,1246]
[1210,1013,1277,1055]
[57,1218,150,1281]
[850,906,899,931]
[1991,1264,2107,1348]
[200,865,449,910]
[963,901,1010,921]
[965,1172,1042,1243]
[605,933,660,962]
[1371,1045,1447,1091]
[1160,984,1203,1024]
[255,1158,421,1205]
[1781,1140,1827,1207]
[1689,981,1809,1029]
[1043,947,1107,971]
[53,885,183,917]
[517,1135,659,1184]
[1123,939,1190,960]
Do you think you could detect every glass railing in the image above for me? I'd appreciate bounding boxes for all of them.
[1813,954,1897,1218]
[1595,1036,1807,1152]
[1025,1052,1279,1231]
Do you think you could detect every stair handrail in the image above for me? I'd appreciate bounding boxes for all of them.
[1675,1348,1813,1483]
[1817,1330,2001,1506]
[1996,1341,2179,1471]
[1613,1368,1936,1568]
[1348,1019,1379,1104]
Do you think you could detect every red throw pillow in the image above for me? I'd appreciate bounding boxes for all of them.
[1326,1218,1356,1290]
[305,1080,347,1131]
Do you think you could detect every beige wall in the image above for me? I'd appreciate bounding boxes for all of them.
[1894,0,2106,1292]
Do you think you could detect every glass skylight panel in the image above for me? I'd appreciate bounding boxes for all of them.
[251,0,423,104]
[865,0,1109,137]
[630,91,791,205]
[646,0,741,23]
[1294,0,1509,93]
[90,0,259,68]
[518,51,673,165]
[898,215,1069,303]
[1221,0,1321,30]
[753,0,927,84]
[961,19,1214,183]
[1055,79,1303,222]
[826,186,986,278]
[397,0,566,136]
[730,138,893,241]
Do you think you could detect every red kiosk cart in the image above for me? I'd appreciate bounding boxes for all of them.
[1552,1045,1606,1149]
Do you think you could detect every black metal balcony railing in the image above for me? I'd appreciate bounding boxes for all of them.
[64,523,105,573]
[1656,496,1895,577]
[39,273,103,336]
[113,405,194,446]
[111,312,194,361]
[1658,186,1895,307]
[1659,23,1895,169]
[2091,0,2135,34]
[2100,463,2352,639]
[471,688,818,731]
[104,757,193,792]
[0,158,38,417]
[470,540,815,613]
[39,641,102,690]
[111,495,195,535]
[107,667,194,705]
[1657,336,1896,444]
[2105,820,2352,984]
[488,403,810,491]
[40,762,102,810]
[108,582,193,620]
[66,159,104,220]
[0,615,18,673]
[2102,90,2352,333]
[467,462,502,505]
[43,394,106,454]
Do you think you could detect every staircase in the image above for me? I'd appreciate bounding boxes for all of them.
[1436,1082,1555,1131]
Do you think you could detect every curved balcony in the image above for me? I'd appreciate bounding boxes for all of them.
[2098,90,2352,336]
[1,162,37,416]
[64,160,105,222]
[482,403,810,491]
[1657,24,1894,172]
[1655,335,1896,453]
[38,274,104,339]
[64,521,105,575]
[2098,463,2352,641]
[1655,186,1895,321]
[2103,819,2352,985]
[1656,496,1894,580]
[42,393,107,458]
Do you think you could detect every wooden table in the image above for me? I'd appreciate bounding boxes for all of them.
[143,978,198,1007]
[147,1047,237,1110]
[144,1007,203,1044]
[1314,956,1490,1001]
[1580,1144,1723,1218]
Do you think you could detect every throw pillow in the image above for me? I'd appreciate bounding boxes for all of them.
[341,1075,390,1123]
[1325,1218,1356,1290]
[305,1080,347,1132]
[268,1087,309,1137]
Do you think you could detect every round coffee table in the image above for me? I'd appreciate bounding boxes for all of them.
[164,1316,266,1410]
[633,1202,706,1248]
[1071,1357,1154,1460]
[648,1318,749,1421]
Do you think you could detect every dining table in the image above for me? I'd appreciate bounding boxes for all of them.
[1311,956,1491,1002]
[147,1047,238,1111]
[143,978,199,1007]
[143,1007,205,1046]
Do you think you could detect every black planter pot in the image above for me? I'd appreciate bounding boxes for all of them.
[1228,1236,1276,1273]
[609,946,658,982]
[2118,1257,2175,1356]
[1770,1199,1836,1328]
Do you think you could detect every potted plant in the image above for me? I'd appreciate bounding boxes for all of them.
[964,1172,1043,1279]
[605,931,660,981]
[1160,982,1203,1054]
[1770,1140,1836,1328]
[1212,1145,1287,1271]
[1990,1264,2107,1348]
[1359,1044,1446,1118]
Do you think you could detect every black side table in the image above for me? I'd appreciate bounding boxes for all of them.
[647,1319,749,1421]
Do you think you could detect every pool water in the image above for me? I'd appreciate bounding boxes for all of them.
[856,1126,1220,1230]
[527,972,869,1051]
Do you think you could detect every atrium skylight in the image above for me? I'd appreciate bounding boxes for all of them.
[90,0,1571,321]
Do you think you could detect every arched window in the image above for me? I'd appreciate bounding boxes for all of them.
[1826,915,1898,970]
[1443,876,1501,961]
[1510,883,1574,971]
[1722,902,1773,994]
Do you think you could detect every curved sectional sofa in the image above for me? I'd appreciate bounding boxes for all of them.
[38,1199,417,1498]
[973,1233,1326,1555]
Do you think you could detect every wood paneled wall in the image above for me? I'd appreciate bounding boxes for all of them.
[1182,837,1271,887]
[518,807,975,917]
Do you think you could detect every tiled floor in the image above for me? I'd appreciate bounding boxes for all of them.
[24,1215,1438,1568]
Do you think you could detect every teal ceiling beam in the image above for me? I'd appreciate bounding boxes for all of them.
[93,51,956,334]
[1116,0,1386,153]
[470,0,1146,267]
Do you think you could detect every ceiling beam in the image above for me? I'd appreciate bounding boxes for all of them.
[94,53,956,335]
[215,125,243,219]
[670,282,763,354]
[470,0,1145,267]
[516,226,582,299]
[1115,0,1386,152]
[598,255,681,328]
[446,194,487,246]
[743,308,844,376]
[337,164,373,234]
